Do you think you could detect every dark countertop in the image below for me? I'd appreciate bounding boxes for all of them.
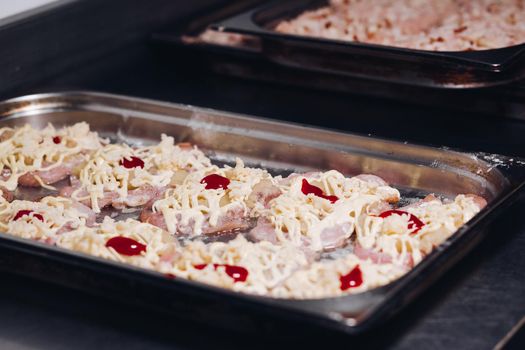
[1,2,525,349]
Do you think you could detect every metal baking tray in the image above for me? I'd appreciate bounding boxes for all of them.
[212,0,525,88]
[0,91,524,335]
[152,1,525,120]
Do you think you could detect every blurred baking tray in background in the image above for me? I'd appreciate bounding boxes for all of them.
[151,0,525,120]
[211,0,525,89]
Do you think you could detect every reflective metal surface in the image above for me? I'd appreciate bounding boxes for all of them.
[212,0,525,88]
[0,91,523,333]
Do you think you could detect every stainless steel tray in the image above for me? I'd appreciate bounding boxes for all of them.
[0,91,524,335]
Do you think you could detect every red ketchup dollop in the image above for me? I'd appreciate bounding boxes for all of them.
[200,174,230,190]
[340,265,363,291]
[301,179,339,203]
[194,264,207,270]
[119,156,145,169]
[379,209,425,234]
[193,263,248,283]
[52,136,61,144]
[105,236,147,256]
[13,210,44,222]
[223,265,249,283]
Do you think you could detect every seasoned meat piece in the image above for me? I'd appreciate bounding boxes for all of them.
[0,186,14,202]
[140,204,250,236]
[465,194,487,210]
[319,222,353,250]
[249,218,278,244]
[139,207,166,230]
[61,177,166,212]
[18,155,85,187]
[56,201,97,234]
[250,217,351,251]
[246,179,282,210]
[112,185,167,209]
[60,182,118,210]
[353,243,393,264]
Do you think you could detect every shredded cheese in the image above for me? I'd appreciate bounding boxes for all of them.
[0,196,94,243]
[72,134,212,212]
[136,135,212,173]
[0,122,105,191]
[272,253,405,299]
[0,122,487,300]
[406,195,481,254]
[355,195,482,266]
[264,171,400,251]
[168,235,311,295]
[56,217,180,271]
[152,158,276,236]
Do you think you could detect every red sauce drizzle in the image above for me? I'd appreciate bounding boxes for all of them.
[222,265,249,283]
[119,156,145,169]
[194,264,207,270]
[13,210,44,222]
[340,265,363,291]
[52,136,61,144]
[193,263,248,283]
[200,174,230,190]
[105,236,146,256]
[165,273,176,279]
[301,179,339,203]
[379,209,425,234]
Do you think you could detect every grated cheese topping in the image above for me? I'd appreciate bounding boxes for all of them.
[56,217,180,271]
[263,171,401,251]
[272,253,405,299]
[152,158,276,236]
[0,122,487,300]
[136,135,212,173]
[355,195,483,266]
[0,196,94,243]
[0,122,105,191]
[168,235,311,295]
[405,194,481,254]
[72,134,212,212]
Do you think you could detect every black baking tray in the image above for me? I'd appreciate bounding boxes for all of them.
[151,2,525,121]
[211,0,525,88]
[1,91,525,335]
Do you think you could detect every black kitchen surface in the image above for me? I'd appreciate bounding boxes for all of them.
[0,1,524,349]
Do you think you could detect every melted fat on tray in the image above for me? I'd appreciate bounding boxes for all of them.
[0,123,487,299]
